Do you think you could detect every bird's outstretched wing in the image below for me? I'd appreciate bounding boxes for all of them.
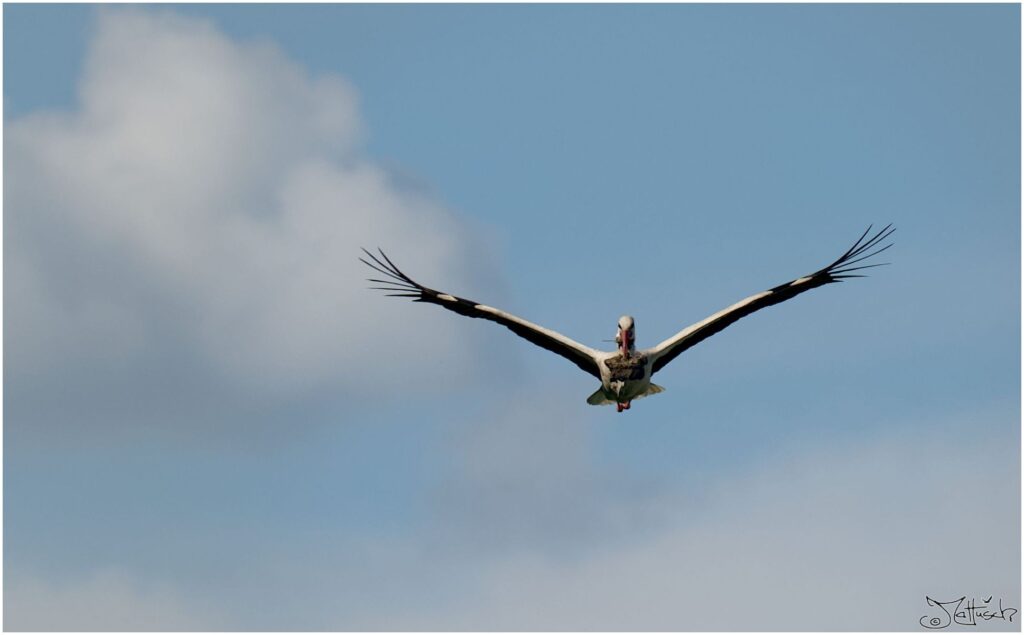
[361,249,603,379]
[647,224,895,374]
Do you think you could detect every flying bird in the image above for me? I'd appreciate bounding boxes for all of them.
[361,224,894,412]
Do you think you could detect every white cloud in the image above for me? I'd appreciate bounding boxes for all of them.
[205,396,1010,631]
[163,400,1013,631]
[4,567,225,631]
[6,9,496,405]
[413,420,1019,630]
[5,394,1016,631]
[430,392,668,556]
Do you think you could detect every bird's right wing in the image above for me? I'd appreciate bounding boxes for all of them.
[647,224,894,374]
[361,249,603,379]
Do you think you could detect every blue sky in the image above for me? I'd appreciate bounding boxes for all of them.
[4,4,1020,630]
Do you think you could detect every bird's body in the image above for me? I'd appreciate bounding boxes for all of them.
[362,225,893,412]
[590,351,659,411]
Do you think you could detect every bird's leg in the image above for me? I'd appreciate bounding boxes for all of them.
[616,401,631,412]
[617,403,624,413]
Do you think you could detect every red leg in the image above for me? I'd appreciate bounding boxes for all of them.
[617,403,625,413]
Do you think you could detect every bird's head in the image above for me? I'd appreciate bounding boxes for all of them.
[616,315,635,357]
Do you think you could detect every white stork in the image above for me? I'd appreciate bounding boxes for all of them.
[362,225,893,412]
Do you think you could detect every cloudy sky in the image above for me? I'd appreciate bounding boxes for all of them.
[4,4,1019,631]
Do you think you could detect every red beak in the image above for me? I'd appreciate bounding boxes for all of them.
[619,330,630,356]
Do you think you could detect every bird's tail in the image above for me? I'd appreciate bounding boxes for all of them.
[587,388,615,406]
[635,383,666,400]
[586,384,666,406]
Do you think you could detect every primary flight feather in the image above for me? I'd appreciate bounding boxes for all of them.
[361,224,894,412]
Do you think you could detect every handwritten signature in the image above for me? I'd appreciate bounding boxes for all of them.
[920,596,1017,629]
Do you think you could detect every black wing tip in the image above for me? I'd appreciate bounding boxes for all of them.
[825,224,895,279]
[359,247,426,298]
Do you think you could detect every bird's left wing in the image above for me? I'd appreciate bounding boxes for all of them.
[361,249,603,379]
[647,224,894,374]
